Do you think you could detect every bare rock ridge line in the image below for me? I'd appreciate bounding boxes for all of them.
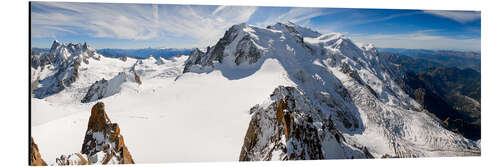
[30,102,134,165]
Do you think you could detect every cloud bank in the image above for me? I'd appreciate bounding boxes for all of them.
[31,2,257,47]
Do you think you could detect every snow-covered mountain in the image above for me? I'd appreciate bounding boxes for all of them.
[30,22,479,164]
[31,40,102,98]
[182,22,480,159]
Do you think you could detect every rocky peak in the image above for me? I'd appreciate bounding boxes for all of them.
[47,40,100,66]
[239,86,371,161]
[77,102,134,164]
[30,137,47,166]
[183,48,207,73]
[33,102,135,165]
[32,41,104,99]
[183,23,264,72]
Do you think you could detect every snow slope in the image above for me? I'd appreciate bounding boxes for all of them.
[182,22,480,159]
[31,22,479,164]
[31,41,292,164]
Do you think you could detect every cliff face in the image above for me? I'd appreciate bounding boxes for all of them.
[31,102,134,166]
[79,102,135,164]
[30,137,47,166]
[239,86,371,161]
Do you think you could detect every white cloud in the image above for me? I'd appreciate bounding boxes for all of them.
[423,10,480,24]
[31,2,257,47]
[256,7,330,27]
[211,5,227,15]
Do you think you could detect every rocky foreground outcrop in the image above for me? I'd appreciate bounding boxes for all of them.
[239,86,372,161]
[59,102,134,165]
[31,102,134,165]
[30,137,47,166]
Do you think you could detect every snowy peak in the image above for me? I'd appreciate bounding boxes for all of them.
[183,22,369,72]
[47,40,101,66]
[267,22,321,38]
[32,41,104,99]
[179,22,480,159]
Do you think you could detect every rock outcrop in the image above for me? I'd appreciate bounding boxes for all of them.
[30,137,47,166]
[55,102,134,165]
[239,86,370,161]
[81,102,134,164]
[81,72,127,103]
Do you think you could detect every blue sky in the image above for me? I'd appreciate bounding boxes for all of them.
[31,2,481,51]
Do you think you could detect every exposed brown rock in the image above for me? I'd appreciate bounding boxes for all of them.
[276,98,293,140]
[80,102,135,164]
[133,69,142,85]
[240,86,371,161]
[239,114,260,161]
[30,137,47,166]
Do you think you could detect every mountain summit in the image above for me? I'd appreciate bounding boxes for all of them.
[32,40,102,98]
[182,22,480,159]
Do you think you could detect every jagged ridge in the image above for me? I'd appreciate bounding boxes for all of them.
[32,40,102,98]
[182,22,480,160]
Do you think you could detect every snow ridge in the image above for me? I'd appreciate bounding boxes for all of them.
[183,22,480,159]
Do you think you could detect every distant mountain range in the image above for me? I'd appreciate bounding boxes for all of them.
[379,48,480,72]
[31,47,193,60]
[382,50,481,140]
[96,48,193,59]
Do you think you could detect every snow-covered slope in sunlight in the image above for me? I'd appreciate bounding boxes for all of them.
[31,41,291,163]
[31,22,479,164]
[182,22,480,159]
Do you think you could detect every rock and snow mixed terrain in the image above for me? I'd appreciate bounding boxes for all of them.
[31,22,480,164]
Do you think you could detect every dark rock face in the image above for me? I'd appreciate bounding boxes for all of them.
[183,23,261,73]
[182,48,206,73]
[30,137,47,166]
[119,56,128,62]
[239,86,370,161]
[81,79,109,103]
[81,72,130,103]
[234,35,261,65]
[33,58,81,99]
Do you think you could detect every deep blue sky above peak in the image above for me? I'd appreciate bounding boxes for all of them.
[31,2,480,51]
